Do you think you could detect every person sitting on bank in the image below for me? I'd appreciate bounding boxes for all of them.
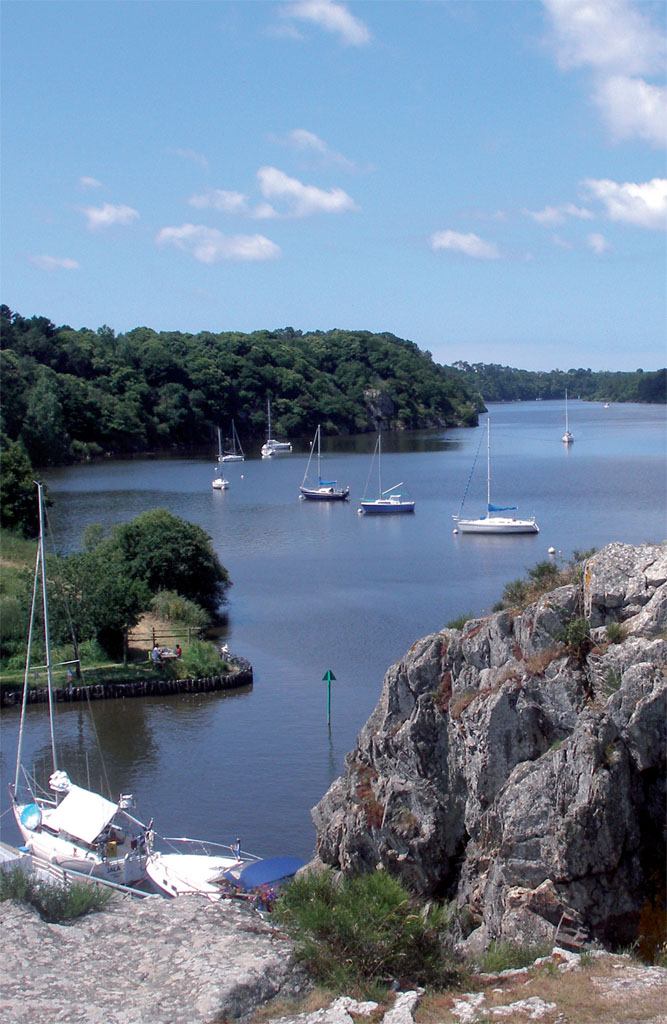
[151,644,162,664]
[175,644,182,658]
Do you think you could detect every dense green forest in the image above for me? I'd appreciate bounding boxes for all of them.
[0,307,481,466]
[1,306,663,467]
[453,361,666,404]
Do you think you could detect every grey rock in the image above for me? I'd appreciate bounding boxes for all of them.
[0,895,304,1024]
[312,542,667,949]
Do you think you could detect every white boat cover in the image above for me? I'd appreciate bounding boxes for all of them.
[48,784,119,845]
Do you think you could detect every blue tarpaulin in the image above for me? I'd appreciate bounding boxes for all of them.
[229,856,305,890]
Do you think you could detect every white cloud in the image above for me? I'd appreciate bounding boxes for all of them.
[552,234,574,250]
[82,203,139,230]
[524,203,594,226]
[541,0,666,145]
[281,0,371,46]
[29,254,80,271]
[79,176,102,189]
[188,190,248,214]
[156,224,281,263]
[587,232,611,253]
[169,147,210,169]
[279,128,356,169]
[594,74,667,147]
[581,177,667,229]
[256,166,358,217]
[430,230,501,260]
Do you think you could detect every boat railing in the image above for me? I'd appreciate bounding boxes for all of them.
[159,835,262,862]
[28,851,150,897]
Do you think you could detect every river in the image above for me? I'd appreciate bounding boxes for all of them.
[1,400,665,862]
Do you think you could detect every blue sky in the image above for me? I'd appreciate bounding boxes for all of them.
[2,0,665,371]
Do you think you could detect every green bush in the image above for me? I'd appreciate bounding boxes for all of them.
[274,868,461,999]
[558,616,593,660]
[605,621,626,644]
[446,612,475,630]
[166,639,225,678]
[476,939,552,973]
[501,578,529,607]
[149,590,208,627]
[0,867,112,923]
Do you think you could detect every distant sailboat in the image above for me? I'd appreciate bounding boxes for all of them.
[562,390,574,445]
[299,425,350,501]
[453,417,539,534]
[212,429,230,488]
[261,399,292,458]
[219,422,245,463]
[359,432,415,514]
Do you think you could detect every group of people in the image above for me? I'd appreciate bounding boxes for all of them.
[151,643,182,664]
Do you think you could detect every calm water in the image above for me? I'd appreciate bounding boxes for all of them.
[1,401,665,861]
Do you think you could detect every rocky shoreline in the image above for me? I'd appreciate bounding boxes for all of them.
[312,542,666,954]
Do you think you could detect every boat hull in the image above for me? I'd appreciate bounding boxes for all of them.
[146,851,243,900]
[360,499,415,514]
[456,516,539,534]
[300,485,350,501]
[219,454,244,463]
[212,478,229,489]
[13,803,147,884]
[261,442,292,458]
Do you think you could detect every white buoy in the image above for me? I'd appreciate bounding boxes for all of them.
[548,546,555,555]
[453,528,458,534]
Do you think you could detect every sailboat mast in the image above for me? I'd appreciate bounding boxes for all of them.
[14,542,41,791]
[38,483,59,772]
[565,390,569,433]
[378,433,383,497]
[486,418,491,512]
[316,425,321,479]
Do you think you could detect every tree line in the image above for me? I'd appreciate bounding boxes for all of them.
[1,306,663,470]
[453,361,666,404]
[0,307,481,467]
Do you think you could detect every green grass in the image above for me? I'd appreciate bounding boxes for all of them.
[475,939,553,973]
[0,866,113,923]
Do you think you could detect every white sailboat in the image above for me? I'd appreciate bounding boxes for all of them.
[453,417,539,534]
[359,432,415,514]
[562,390,574,444]
[260,399,292,458]
[146,839,304,903]
[212,428,230,488]
[212,471,229,490]
[219,421,245,463]
[9,484,150,885]
[299,425,350,501]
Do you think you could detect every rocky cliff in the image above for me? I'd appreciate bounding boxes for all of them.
[312,543,666,953]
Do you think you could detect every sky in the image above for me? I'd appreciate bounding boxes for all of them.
[1,0,666,372]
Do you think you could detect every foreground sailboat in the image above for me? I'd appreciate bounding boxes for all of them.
[10,484,150,885]
[359,432,415,514]
[453,418,539,534]
[261,399,292,458]
[562,390,574,445]
[146,839,303,903]
[299,425,350,501]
